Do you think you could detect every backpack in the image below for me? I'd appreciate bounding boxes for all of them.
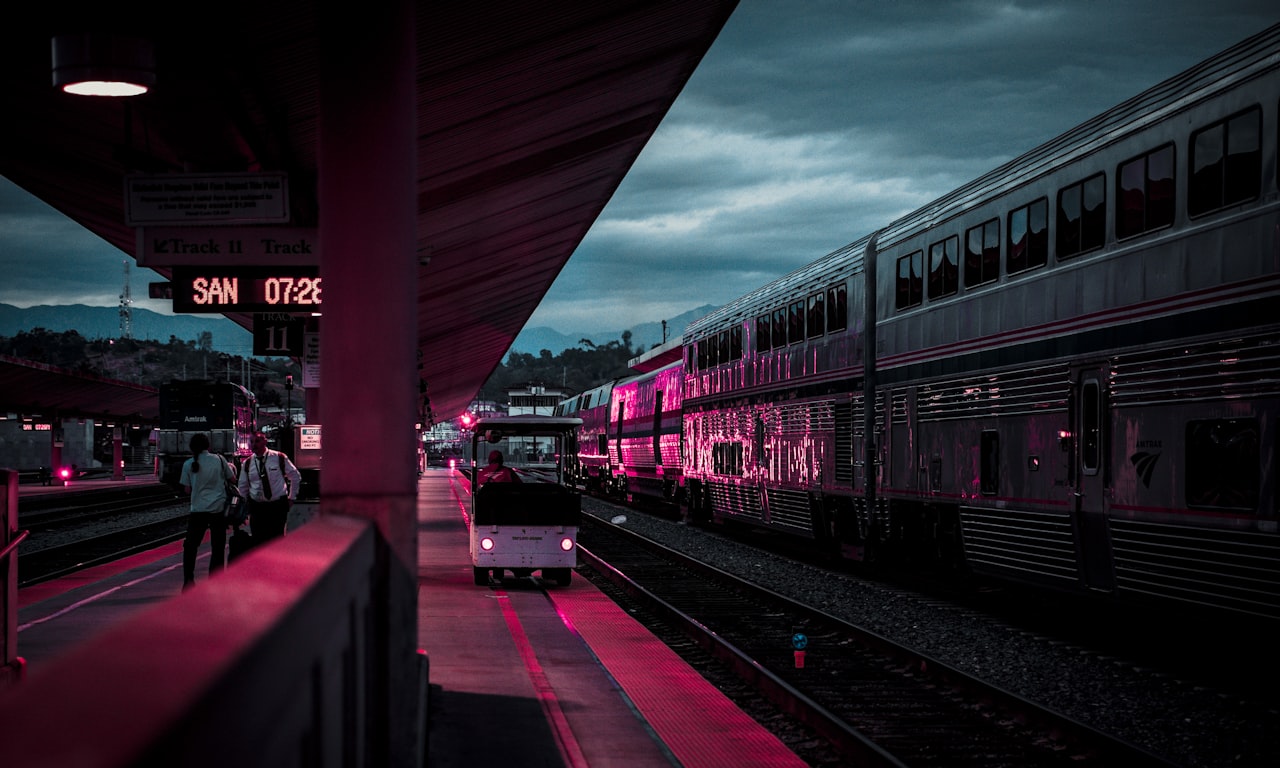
[241,452,290,495]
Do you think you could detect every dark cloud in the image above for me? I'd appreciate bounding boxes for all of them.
[3,1,1278,336]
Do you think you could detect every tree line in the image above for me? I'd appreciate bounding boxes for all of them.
[0,328,296,408]
[477,331,641,401]
[2,327,648,411]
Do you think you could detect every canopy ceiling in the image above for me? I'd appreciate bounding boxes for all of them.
[0,1,738,423]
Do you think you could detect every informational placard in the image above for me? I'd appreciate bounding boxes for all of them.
[294,424,322,471]
[302,331,320,387]
[125,172,290,225]
[299,425,321,450]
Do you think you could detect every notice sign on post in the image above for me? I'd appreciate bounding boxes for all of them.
[125,172,290,225]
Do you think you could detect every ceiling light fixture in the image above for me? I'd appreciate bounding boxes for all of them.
[52,33,155,97]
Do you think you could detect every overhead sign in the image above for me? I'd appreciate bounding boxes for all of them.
[125,173,290,225]
[253,313,308,356]
[137,226,318,266]
[170,266,322,313]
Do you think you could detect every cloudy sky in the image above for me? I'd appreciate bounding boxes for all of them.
[2,1,1278,337]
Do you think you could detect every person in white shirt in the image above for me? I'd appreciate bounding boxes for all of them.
[236,431,302,544]
[180,432,237,590]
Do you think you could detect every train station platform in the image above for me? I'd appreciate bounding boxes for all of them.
[10,469,807,766]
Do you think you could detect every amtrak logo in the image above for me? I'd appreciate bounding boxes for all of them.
[1130,451,1160,488]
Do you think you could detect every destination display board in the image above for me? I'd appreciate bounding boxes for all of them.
[170,266,321,313]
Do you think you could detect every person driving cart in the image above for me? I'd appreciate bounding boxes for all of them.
[477,450,521,485]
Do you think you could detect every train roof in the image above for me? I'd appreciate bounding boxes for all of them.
[473,415,584,435]
[874,22,1280,249]
[687,22,1280,340]
[687,236,868,338]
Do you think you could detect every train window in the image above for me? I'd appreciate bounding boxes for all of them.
[1081,379,1101,474]
[788,300,804,343]
[1189,106,1261,218]
[717,329,730,365]
[729,326,742,361]
[927,239,957,300]
[696,337,708,370]
[1116,143,1175,240]
[1185,418,1259,512]
[980,430,999,495]
[807,292,825,338]
[964,218,1000,288]
[756,313,771,354]
[1056,173,1106,260]
[827,284,848,333]
[1007,198,1048,274]
[895,250,923,309]
[771,307,787,348]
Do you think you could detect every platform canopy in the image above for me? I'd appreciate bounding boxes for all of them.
[0,1,738,422]
[0,355,158,423]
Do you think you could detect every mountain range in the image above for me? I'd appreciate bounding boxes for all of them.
[0,302,718,359]
[0,303,253,355]
[507,304,716,358]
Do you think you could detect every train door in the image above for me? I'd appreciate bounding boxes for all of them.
[1070,366,1115,591]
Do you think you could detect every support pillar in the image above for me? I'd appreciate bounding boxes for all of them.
[112,426,125,481]
[319,1,419,765]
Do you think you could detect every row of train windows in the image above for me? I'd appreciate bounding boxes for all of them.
[895,104,1266,311]
[692,283,850,370]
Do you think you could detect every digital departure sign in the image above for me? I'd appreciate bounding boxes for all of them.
[170,266,322,313]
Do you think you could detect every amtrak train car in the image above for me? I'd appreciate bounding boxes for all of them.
[681,25,1280,618]
[557,360,685,505]
[154,379,257,485]
[555,379,616,492]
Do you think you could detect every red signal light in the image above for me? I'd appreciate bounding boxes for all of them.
[58,467,72,480]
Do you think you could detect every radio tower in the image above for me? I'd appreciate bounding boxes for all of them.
[119,260,134,339]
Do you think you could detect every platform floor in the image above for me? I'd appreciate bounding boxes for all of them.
[13,470,807,767]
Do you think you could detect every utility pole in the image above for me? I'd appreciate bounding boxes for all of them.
[118,260,134,339]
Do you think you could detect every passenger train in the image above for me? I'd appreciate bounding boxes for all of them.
[558,25,1280,619]
[154,379,258,485]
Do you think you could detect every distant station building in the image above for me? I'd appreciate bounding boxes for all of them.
[504,383,570,464]
[506,383,567,416]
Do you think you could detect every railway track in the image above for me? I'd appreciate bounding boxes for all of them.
[18,516,188,586]
[577,515,1178,768]
[18,483,182,530]
[15,483,190,586]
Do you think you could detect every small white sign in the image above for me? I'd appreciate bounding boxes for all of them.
[126,173,290,225]
[299,425,322,450]
[302,331,321,388]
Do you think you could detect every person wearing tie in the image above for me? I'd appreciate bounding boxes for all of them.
[237,431,303,545]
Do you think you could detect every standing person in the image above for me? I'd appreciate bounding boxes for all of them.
[179,433,237,592]
[237,431,302,545]
[477,450,521,485]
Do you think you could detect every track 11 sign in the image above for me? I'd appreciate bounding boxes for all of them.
[254,314,308,356]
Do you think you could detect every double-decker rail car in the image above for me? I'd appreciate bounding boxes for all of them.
[555,379,615,492]
[154,379,257,485]
[556,361,685,505]
[680,24,1280,618]
[466,416,583,586]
